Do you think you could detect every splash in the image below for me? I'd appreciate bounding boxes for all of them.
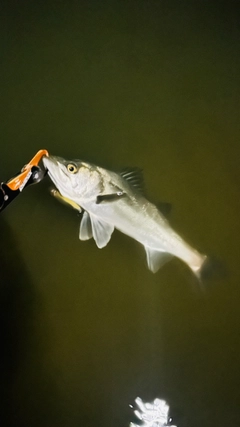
[130,397,177,427]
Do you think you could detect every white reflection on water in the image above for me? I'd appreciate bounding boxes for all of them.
[130,397,177,427]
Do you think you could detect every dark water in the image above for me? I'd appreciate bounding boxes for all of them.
[1,1,240,426]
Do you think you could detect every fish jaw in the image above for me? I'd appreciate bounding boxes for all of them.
[43,156,70,194]
[42,155,85,203]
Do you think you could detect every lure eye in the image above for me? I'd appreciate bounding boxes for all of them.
[67,163,78,174]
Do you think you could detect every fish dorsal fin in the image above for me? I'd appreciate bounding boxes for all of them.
[90,214,114,248]
[120,167,144,193]
[79,211,93,241]
[156,202,172,218]
[144,247,173,273]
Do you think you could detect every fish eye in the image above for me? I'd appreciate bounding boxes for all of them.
[67,163,78,174]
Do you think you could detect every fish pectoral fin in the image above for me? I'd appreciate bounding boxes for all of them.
[79,211,93,241]
[96,192,126,204]
[144,247,173,273]
[90,214,114,248]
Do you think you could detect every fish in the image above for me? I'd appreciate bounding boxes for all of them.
[43,155,208,278]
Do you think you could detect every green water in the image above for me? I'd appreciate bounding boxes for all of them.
[1,1,240,426]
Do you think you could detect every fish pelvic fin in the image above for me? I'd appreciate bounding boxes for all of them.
[79,211,93,241]
[91,215,114,248]
[144,246,173,273]
[79,211,114,248]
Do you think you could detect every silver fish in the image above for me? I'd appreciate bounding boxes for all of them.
[43,155,207,277]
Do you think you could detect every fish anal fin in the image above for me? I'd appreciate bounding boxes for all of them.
[156,202,172,218]
[144,247,173,273]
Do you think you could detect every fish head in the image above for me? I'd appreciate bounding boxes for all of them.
[42,155,101,202]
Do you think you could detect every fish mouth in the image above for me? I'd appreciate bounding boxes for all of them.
[42,155,57,170]
[42,155,71,193]
[42,156,61,189]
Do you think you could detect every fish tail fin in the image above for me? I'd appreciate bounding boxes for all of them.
[192,255,227,282]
